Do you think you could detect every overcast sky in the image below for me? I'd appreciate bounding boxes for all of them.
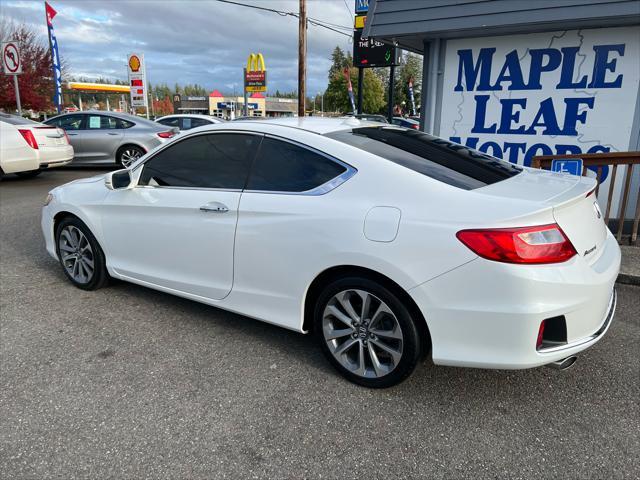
[2,0,355,95]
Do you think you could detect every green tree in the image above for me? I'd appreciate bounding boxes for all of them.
[393,52,422,114]
[324,65,385,114]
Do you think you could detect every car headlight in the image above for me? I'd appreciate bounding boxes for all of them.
[44,193,54,206]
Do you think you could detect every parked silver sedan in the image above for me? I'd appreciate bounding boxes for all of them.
[156,114,224,131]
[44,111,177,167]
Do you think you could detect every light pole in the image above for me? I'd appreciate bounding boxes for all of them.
[319,91,324,117]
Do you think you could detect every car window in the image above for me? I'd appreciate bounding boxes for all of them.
[53,115,84,131]
[246,137,347,192]
[158,117,180,128]
[139,133,260,189]
[87,115,118,129]
[117,119,135,129]
[189,117,211,128]
[326,127,522,190]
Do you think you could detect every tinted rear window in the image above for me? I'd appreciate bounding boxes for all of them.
[326,127,521,190]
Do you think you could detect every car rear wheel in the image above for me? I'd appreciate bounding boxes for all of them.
[314,276,422,388]
[117,145,144,168]
[55,217,109,291]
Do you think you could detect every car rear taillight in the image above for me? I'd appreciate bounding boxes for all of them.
[412,124,419,130]
[18,129,39,149]
[157,131,175,139]
[456,224,577,264]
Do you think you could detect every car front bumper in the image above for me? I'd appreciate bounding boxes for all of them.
[409,230,621,369]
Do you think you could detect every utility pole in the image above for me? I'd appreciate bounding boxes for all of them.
[298,0,306,117]
[356,68,364,114]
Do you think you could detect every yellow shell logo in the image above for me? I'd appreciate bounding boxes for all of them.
[129,55,141,72]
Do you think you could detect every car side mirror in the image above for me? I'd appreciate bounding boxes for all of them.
[105,169,133,190]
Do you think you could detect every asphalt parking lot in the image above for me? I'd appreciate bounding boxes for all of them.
[1,169,639,479]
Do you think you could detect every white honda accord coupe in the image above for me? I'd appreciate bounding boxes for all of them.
[41,118,620,387]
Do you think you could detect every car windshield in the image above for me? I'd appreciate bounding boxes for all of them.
[0,113,39,125]
[325,126,522,190]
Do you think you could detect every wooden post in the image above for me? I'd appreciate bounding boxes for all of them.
[298,0,306,117]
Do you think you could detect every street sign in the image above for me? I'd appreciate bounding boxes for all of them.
[245,53,267,92]
[127,53,148,111]
[354,0,369,14]
[2,41,22,75]
[552,159,583,176]
[353,29,400,68]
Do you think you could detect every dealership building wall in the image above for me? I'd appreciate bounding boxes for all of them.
[364,0,640,222]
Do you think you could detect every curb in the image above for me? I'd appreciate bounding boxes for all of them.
[616,273,640,286]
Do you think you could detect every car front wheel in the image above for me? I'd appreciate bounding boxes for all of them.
[55,217,109,290]
[314,276,423,388]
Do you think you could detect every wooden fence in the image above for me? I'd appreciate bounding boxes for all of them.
[531,152,640,244]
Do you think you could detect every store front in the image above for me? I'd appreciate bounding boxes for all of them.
[364,0,639,227]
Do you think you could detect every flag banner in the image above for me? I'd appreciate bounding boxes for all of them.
[408,78,417,116]
[343,68,357,115]
[45,2,63,113]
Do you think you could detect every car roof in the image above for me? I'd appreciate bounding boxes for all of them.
[48,110,161,127]
[248,116,381,134]
[158,114,217,119]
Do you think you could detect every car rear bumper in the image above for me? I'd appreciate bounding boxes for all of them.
[409,230,621,369]
[39,145,74,169]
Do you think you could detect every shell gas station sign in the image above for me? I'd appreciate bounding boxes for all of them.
[127,52,149,111]
[245,53,266,93]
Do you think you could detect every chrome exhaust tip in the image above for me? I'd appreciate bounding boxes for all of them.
[547,356,578,370]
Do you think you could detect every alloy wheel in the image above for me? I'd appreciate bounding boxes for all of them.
[120,148,142,167]
[58,225,95,283]
[322,289,404,378]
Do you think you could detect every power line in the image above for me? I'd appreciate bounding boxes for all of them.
[342,0,354,21]
[213,0,352,38]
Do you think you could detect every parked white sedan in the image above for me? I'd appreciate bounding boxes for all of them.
[1,113,73,179]
[41,118,620,387]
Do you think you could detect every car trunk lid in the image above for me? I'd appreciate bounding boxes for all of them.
[477,169,607,265]
[31,126,68,147]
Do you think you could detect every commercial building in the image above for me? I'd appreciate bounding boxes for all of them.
[364,0,640,227]
[172,91,297,119]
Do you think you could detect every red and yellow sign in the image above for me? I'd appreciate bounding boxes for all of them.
[128,54,141,73]
[245,53,267,93]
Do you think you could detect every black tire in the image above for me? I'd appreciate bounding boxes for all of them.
[15,169,42,178]
[314,276,422,388]
[116,145,145,168]
[55,216,109,291]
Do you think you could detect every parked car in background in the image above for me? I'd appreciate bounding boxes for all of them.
[42,118,620,387]
[156,114,224,131]
[0,113,73,180]
[345,114,389,123]
[232,116,266,121]
[391,117,420,130]
[44,111,177,167]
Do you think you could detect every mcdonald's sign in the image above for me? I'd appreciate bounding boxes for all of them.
[245,53,267,92]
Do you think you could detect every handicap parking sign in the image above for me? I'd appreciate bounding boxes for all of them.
[551,159,583,176]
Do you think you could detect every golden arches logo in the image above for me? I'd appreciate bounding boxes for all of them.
[246,53,266,72]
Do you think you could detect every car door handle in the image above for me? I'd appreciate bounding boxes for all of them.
[67,132,78,136]
[199,202,229,213]
[107,132,119,135]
